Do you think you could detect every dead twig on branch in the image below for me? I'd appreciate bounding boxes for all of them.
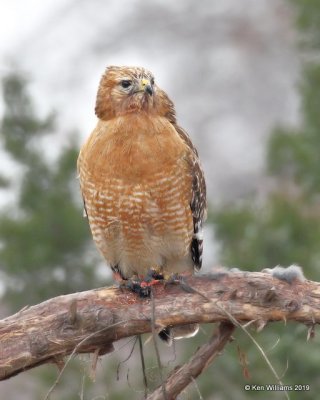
[0,270,318,383]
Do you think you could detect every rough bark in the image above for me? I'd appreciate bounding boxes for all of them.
[0,271,318,381]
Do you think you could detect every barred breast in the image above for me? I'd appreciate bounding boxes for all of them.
[78,114,194,278]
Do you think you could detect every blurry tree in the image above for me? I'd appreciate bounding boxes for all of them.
[213,5,320,281]
[292,0,320,48]
[208,0,320,398]
[0,73,101,309]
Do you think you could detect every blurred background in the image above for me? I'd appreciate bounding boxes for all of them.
[1,0,320,398]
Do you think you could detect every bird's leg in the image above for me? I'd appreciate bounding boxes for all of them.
[112,271,124,282]
[141,268,164,285]
[164,272,193,291]
[119,268,164,298]
[121,277,151,297]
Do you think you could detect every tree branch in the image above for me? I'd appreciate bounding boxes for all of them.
[146,322,235,400]
[0,270,318,381]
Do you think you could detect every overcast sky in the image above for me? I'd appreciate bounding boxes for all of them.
[0,0,301,202]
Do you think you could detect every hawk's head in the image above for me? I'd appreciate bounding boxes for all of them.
[95,66,176,122]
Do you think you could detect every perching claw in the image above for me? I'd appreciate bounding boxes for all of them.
[120,269,164,298]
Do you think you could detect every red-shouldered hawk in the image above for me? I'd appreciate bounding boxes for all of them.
[78,66,207,342]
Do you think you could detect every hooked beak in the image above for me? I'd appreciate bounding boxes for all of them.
[138,78,153,96]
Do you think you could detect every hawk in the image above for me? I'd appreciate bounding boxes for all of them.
[78,66,207,342]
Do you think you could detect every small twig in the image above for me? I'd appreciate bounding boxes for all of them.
[214,302,290,400]
[68,299,78,325]
[79,371,86,400]
[150,288,168,400]
[116,336,138,381]
[147,322,235,400]
[177,277,210,302]
[191,377,204,400]
[138,335,149,398]
[90,348,100,382]
[43,320,125,400]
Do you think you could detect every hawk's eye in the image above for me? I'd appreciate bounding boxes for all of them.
[121,80,132,89]
[150,77,155,85]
